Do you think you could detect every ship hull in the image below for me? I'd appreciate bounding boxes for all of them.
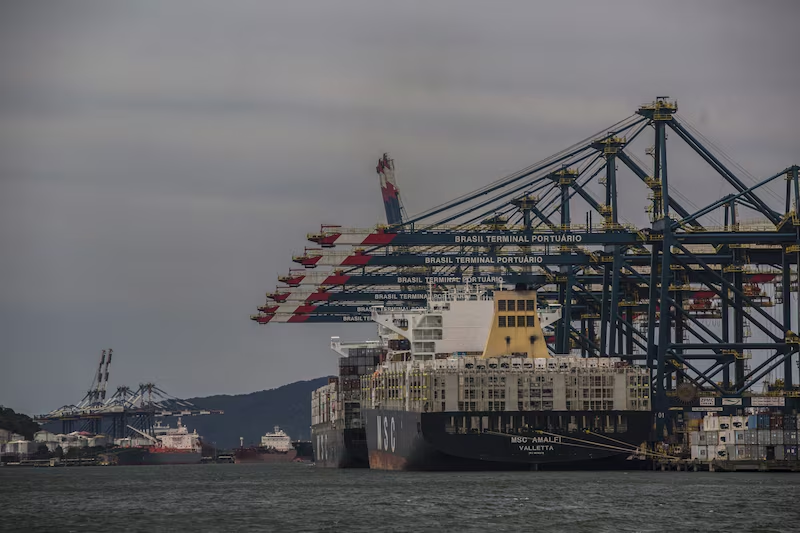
[311,421,369,468]
[234,449,297,464]
[364,409,652,471]
[101,448,201,465]
[292,440,314,461]
[143,451,201,465]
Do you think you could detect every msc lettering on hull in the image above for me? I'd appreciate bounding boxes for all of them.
[376,415,396,453]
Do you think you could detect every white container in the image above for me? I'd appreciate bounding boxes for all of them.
[689,431,700,446]
[704,416,720,432]
[731,416,746,430]
[714,445,728,460]
[697,446,709,461]
[705,431,719,446]
[698,432,708,445]
[691,445,703,460]
[718,416,731,431]
[718,430,734,445]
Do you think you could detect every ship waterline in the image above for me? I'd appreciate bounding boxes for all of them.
[365,409,652,471]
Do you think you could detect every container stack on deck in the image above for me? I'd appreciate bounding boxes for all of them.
[311,380,339,428]
[690,413,799,463]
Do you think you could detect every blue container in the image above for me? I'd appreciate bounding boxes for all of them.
[748,415,758,430]
[758,414,770,429]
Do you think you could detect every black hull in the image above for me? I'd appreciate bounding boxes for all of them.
[365,409,653,471]
[311,422,369,468]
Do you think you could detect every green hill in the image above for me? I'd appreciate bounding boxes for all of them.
[0,406,40,440]
[172,377,332,450]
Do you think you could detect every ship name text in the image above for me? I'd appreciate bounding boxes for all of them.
[510,436,562,444]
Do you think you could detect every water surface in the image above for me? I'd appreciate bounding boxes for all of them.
[1,464,796,532]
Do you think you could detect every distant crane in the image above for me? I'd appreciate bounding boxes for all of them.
[36,349,223,439]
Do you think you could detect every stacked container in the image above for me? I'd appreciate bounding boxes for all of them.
[690,412,800,462]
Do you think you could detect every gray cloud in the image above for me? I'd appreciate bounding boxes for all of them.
[1,0,798,414]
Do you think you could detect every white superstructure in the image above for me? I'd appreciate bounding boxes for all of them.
[260,426,293,451]
[331,284,562,361]
[153,418,201,452]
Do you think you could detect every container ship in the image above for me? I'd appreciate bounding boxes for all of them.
[312,347,384,467]
[310,283,570,468]
[355,284,653,470]
[234,426,301,463]
[311,284,502,467]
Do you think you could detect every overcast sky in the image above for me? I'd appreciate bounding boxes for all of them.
[1,0,798,415]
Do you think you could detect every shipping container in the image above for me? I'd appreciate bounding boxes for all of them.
[714,445,728,460]
[704,416,720,432]
[786,446,798,460]
[718,416,731,431]
[747,415,758,430]
[756,446,767,460]
[758,429,772,445]
[698,432,708,445]
[775,445,785,461]
[706,431,719,446]
[726,445,736,461]
[730,416,746,430]
[785,431,798,445]
[719,430,734,445]
[691,445,704,460]
[734,430,746,444]
[734,445,749,460]
[745,430,759,445]
[771,431,784,445]
[689,431,700,446]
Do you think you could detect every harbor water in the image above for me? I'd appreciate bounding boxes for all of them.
[1,464,797,532]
